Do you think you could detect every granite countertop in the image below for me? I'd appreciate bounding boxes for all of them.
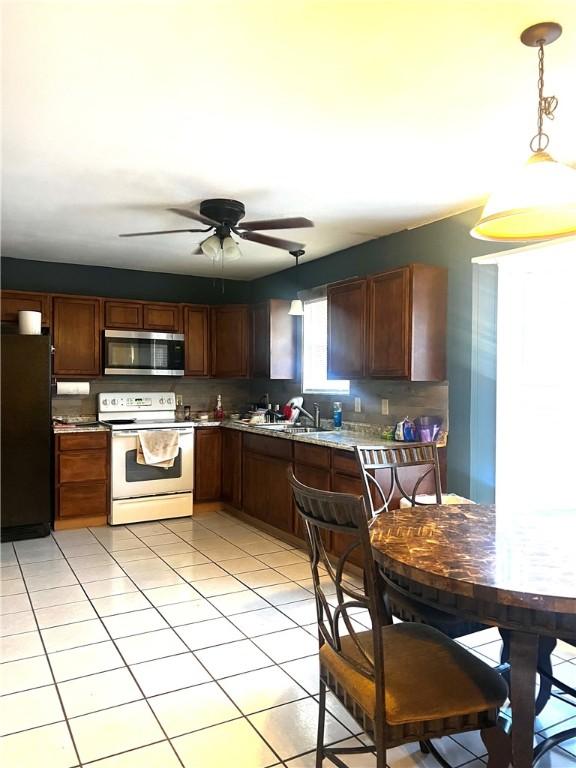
[222,420,397,452]
[370,503,576,613]
[53,421,110,434]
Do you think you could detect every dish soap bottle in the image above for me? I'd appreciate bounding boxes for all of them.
[214,394,224,421]
[332,401,343,431]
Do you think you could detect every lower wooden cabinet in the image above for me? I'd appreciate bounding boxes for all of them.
[293,461,331,543]
[221,428,242,509]
[194,427,222,502]
[55,431,110,527]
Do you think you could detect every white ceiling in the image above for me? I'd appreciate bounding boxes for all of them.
[2,0,576,280]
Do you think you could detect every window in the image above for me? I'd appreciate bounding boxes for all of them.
[302,298,349,394]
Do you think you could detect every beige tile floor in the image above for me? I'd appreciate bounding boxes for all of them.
[1,512,575,767]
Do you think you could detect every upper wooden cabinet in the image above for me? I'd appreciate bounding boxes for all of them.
[1,290,51,327]
[104,300,181,332]
[211,305,250,378]
[183,305,210,377]
[252,299,295,380]
[53,296,102,377]
[327,279,367,379]
[143,303,181,332]
[104,301,142,329]
[367,264,446,380]
[327,264,447,382]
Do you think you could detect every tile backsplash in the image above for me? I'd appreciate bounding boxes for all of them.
[53,376,448,432]
[52,378,252,419]
[249,378,449,431]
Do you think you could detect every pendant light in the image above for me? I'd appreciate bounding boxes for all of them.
[471,22,576,242]
[288,249,305,316]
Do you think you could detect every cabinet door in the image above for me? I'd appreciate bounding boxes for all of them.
[367,268,411,378]
[143,303,181,332]
[242,451,293,533]
[242,451,268,524]
[53,296,101,376]
[221,428,242,509]
[327,279,366,379]
[1,291,51,326]
[251,302,269,378]
[194,428,222,502]
[211,305,249,378]
[104,301,143,329]
[183,305,210,376]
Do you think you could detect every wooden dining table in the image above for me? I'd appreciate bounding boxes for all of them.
[369,503,576,768]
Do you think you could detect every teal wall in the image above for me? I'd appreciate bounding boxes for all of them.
[251,208,507,500]
[1,258,251,304]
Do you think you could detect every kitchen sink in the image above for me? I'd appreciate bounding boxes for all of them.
[247,423,335,435]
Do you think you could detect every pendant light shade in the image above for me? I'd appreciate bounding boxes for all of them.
[471,151,576,242]
[288,299,304,316]
[471,21,576,243]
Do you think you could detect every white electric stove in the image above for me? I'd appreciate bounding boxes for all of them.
[98,392,195,525]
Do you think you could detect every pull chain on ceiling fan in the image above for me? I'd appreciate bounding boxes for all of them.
[119,198,314,262]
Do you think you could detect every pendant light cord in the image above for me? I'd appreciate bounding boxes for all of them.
[530,42,558,152]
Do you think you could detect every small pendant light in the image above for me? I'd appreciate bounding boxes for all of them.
[471,22,576,242]
[288,249,305,316]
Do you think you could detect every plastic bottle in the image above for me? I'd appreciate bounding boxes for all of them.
[333,401,343,430]
[175,395,185,422]
[214,394,224,421]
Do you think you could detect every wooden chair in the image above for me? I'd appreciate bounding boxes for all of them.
[288,471,510,768]
[354,444,485,638]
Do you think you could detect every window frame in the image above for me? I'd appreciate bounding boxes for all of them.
[300,293,350,396]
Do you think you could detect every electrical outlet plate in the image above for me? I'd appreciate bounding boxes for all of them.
[381,399,389,415]
[354,397,361,413]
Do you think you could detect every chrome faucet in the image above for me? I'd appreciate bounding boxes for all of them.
[294,402,321,429]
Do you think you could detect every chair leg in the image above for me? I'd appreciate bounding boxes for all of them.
[481,725,512,768]
[316,679,327,768]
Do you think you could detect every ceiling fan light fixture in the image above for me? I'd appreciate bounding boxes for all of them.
[200,234,222,260]
[471,21,576,243]
[288,299,304,316]
[222,236,242,262]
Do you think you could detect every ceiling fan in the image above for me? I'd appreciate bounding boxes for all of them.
[119,198,313,261]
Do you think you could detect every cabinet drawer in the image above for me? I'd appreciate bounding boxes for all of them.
[294,443,330,470]
[59,432,108,452]
[243,433,292,461]
[59,451,108,483]
[331,449,359,477]
[59,482,108,518]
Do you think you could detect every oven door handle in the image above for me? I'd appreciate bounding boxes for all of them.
[112,430,195,437]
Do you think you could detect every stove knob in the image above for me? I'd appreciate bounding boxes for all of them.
[111,399,117,405]
[159,398,164,404]
[102,398,108,406]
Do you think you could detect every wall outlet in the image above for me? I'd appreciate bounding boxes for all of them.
[381,399,389,415]
[354,397,362,413]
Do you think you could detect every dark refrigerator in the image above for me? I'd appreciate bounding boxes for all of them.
[1,334,52,540]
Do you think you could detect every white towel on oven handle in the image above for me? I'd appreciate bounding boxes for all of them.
[137,430,179,468]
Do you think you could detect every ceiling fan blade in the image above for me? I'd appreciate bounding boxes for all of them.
[239,217,314,231]
[239,231,305,251]
[168,207,220,227]
[119,228,210,238]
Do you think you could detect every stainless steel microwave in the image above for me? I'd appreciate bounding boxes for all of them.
[104,330,185,376]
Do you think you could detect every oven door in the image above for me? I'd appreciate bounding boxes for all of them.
[111,429,194,499]
[104,330,185,376]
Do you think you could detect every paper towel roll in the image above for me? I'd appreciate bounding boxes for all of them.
[56,381,90,396]
[18,310,42,335]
